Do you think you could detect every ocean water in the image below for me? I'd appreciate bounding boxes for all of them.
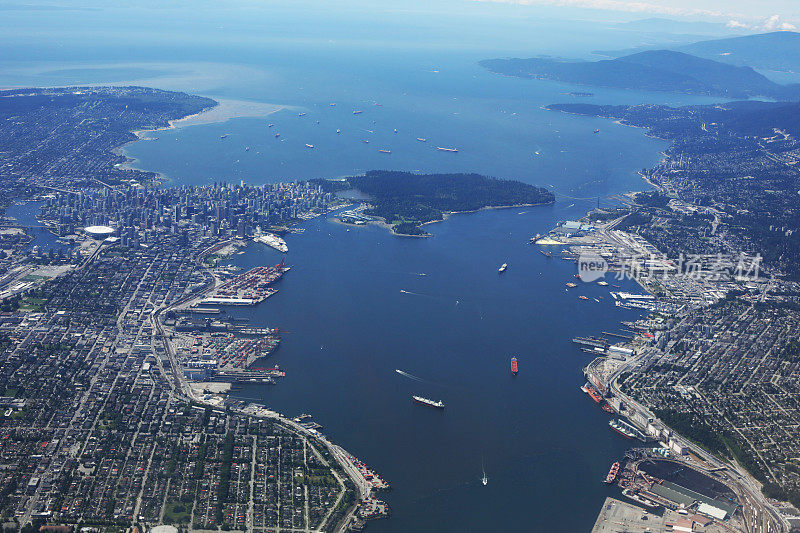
[0,2,734,530]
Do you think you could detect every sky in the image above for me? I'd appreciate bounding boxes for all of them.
[474,0,800,29]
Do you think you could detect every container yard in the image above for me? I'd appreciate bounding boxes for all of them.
[203,260,290,305]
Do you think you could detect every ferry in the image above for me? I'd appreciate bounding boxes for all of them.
[413,395,445,409]
[416,138,427,142]
[498,263,508,273]
[511,357,518,375]
[437,146,458,153]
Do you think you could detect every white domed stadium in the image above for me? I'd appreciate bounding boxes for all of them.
[83,225,115,239]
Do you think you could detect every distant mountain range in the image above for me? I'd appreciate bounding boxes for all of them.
[595,31,800,72]
[479,49,800,100]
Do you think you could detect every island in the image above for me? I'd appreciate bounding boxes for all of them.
[315,170,555,236]
[480,50,800,100]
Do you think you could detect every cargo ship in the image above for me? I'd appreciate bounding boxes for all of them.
[498,263,507,273]
[582,383,605,404]
[609,419,646,441]
[412,395,444,409]
[511,357,518,375]
[254,232,289,253]
[572,336,609,350]
[604,462,620,484]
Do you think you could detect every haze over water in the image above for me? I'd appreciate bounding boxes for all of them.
[0,2,735,530]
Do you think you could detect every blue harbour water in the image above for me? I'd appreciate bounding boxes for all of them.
[0,2,735,530]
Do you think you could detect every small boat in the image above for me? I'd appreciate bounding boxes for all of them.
[336,129,341,134]
[579,295,589,300]
[330,103,336,106]
[498,263,508,273]
[511,357,518,375]
[416,138,427,142]
[353,110,363,114]
[268,123,274,127]
[597,281,609,286]
[305,143,315,149]
[298,112,307,117]
[245,146,250,151]
[378,149,391,154]
[394,128,398,133]
[275,133,280,138]
[481,459,488,486]
[593,129,600,134]
[540,250,551,258]
[362,140,370,144]
[220,134,229,139]
[437,146,458,153]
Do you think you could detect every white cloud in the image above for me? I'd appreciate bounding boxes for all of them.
[761,14,796,31]
[475,0,729,18]
[474,0,799,29]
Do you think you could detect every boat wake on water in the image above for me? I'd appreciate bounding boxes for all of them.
[395,369,425,382]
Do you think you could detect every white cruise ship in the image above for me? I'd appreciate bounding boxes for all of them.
[254,231,288,253]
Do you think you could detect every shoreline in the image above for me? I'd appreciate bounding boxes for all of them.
[113,97,290,182]
[349,199,556,237]
[555,106,788,529]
